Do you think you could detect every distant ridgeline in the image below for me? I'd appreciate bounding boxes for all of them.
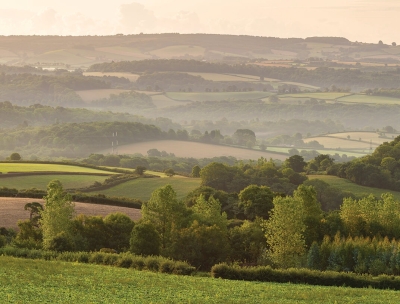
[329,135,400,191]
[0,101,180,131]
[0,121,166,158]
[88,59,400,89]
[0,73,110,106]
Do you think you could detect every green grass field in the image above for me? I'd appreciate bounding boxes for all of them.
[336,94,400,105]
[150,45,206,58]
[303,137,378,150]
[0,174,108,190]
[308,175,400,201]
[0,163,114,174]
[1,256,399,304]
[263,146,367,158]
[166,91,271,102]
[90,177,201,201]
[280,92,351,100]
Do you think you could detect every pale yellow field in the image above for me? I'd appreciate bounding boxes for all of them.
[150,45,205,58]
[95,46,151,60]
[327,132,398,144]
[303,136,379,150]
[76,89,130,102]
[100,140,287,161]
[151,94,190,108]
[186,72,260,82]
[83,72,140,82]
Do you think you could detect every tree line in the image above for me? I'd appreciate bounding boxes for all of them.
[88,59,400,89]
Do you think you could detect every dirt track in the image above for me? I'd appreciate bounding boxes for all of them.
[0,197,141,229]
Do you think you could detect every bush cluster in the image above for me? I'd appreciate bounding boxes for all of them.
[211,263,400,290]
[0,247,195,275]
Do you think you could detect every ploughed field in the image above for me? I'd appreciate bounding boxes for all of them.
[0,197,141,229]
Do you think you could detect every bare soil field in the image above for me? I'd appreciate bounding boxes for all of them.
[100,140,287,161]
[0,198,141,229]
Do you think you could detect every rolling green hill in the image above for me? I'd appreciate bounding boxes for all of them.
[1,256,398,304]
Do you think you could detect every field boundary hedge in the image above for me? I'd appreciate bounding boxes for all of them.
[211,263,400,290]
[0,247,195,276]
[0,188,142,209]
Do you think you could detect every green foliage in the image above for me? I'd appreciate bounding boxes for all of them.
[191,165,201,177]
[340,193,400,238]
[40,180,75,250]
[233,129,256,147]
[305,235,400,276]
[172,221,230,270]
[164,168,175,177]
[129,221,160,256]
[284,155,306,172]
[238,185,274,220]
[228,219,266,265]
[263,196,306,268]
[0,247,195,276]
[141,185,188,252]
[211,262,400,290]
[104,212,135,252]
[47,231,75,252]
[9,152,21,161]
[191,195,228,230]
[3,255,398,303]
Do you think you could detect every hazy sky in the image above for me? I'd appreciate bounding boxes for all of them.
[0,0,398,43]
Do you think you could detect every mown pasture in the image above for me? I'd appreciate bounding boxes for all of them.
[100,140,288,161]
[95,46,152,60]
[150,94,191,108]
[336,94,400,105]
[166,91,271,102]
[303,137,378,150]
[1,256,399,304]
[186,72,265,82]
[304,131,398,150]
[0,174,108,191]
[0,163,115,174]
[280,92,351,100]
[264,146,367,158]
[0,198,141,229]
[89,176,201,201]
[308,175,400,201]
[150,45,206,58]
[75,89,130,102]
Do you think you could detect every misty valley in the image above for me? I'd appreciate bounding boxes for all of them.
[2,33,400,303]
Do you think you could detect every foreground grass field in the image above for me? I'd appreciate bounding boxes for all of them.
[90,177,201,201]
[1,257,399,304]
[0,163,114,174]
[308,175,400,201]
[0,174,108,190]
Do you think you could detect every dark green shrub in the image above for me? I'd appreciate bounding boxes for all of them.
[210,263,400,290]
[160,260,175,274]
[145,257,160,271]
[102,253,119,266]
[173,261,196,275]
[130,257,146,270]
[89,252,105,264]
[116,254,133,268]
